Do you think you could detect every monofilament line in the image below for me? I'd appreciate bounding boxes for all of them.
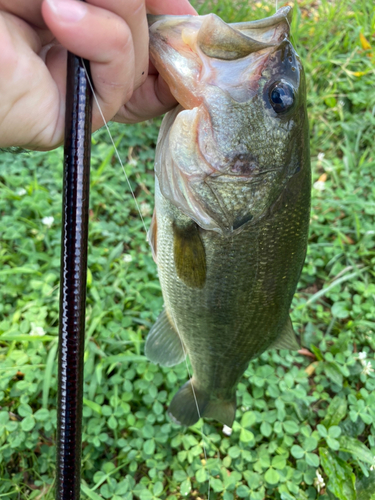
[81,59,211,500]
[81,60,148,237]
[278,3,298,54]
[169,308,211,500]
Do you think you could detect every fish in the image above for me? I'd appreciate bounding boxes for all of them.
[145,7,311,427]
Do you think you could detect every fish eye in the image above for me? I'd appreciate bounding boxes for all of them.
[268,81,295,114]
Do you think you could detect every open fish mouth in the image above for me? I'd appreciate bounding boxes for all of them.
[148,7,293,108]
[147,7,292,57]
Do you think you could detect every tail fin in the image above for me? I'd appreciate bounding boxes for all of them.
[168,380,236,427]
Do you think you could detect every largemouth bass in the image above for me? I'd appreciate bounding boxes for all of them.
[145,7,310,427]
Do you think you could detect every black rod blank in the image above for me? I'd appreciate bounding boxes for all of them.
[56,51,92,500]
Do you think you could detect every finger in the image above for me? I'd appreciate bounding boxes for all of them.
[89,0,149,90]
[0,11,41,54]
[42,0,135,129]
[0,0,59,45]
[114,72,176,124]
[0,12,61,149]
[43,45,68,144]
[146,0,197,15]
[0,0,46,28]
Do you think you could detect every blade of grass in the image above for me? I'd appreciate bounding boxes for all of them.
[303,267,369,307]
[42,341,58,408]
[81,484,103,500]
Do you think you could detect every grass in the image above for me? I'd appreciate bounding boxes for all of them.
[0,0,375,499]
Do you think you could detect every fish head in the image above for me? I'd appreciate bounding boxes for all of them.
[150,8,309,235]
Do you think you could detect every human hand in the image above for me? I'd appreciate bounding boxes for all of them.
[0,0,196,150]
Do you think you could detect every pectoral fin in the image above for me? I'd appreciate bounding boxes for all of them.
[269,316,299,350]
[173,222,206,289]
[145,309,186,367]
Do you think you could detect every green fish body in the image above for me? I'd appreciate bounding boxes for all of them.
[145,7,310,427]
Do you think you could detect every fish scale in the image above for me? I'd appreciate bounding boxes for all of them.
[146,7,310,427]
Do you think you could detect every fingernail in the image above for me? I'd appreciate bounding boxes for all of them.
[46,0,87,22]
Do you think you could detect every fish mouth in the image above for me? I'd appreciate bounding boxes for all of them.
[211,167,281,182]
[148,7,293,109]
[210,174,263,183]
[148,7,292,56]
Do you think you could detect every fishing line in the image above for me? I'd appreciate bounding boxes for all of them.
[168,308,211,499]
[81,60,149,238]
[81,59,212,499]
[276,0,298,53]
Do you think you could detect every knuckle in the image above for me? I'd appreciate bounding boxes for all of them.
[110,18,133,54]
[0,19,17,72]
[96,70,134,105]
[123,84,134,104]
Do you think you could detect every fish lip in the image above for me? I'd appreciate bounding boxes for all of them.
[148,6,292,32]
[209,174,262,183]
[148,7,293,59]
[197,14,275,60]
[232,6,292,31]
[147,14,192,27]
[197,7,293,61]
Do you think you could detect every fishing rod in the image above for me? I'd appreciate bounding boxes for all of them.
[56,22,93,500]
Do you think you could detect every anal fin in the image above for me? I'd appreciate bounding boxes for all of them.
[145,308,186,367]
[269,315,299,350]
